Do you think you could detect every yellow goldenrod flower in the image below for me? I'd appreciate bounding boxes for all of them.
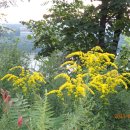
[61,61,75,67]
[91,46,103,52]
[54,73,71,82]
[1,66,46,94]
[47,46,130,98]
[66,51,83,59]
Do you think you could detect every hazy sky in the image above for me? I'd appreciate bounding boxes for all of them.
[1,0,50,23]
[0,0,100,24]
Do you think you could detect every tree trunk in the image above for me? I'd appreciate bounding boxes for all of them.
[113,26,121,54]
[113,9,125,54]
[98,0,109,49]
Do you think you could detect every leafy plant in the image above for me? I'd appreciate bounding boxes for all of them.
[116,36,130,72]
[0,42,29,77]
[29,94,56,130]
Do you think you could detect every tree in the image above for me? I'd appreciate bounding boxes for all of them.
[24,0,130,57]
[93,0,130,52]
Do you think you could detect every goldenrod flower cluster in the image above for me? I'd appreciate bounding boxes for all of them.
[47,73,94,97]
[47,46,130,98]
[1,66,46,94]
[65,46,117,75]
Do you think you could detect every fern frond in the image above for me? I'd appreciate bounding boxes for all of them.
[29,94,55,130]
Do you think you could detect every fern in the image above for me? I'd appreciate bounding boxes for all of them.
[0,92,64,130]
[10,95,30,120]
[29,94,55,130]
[59,95,103,130]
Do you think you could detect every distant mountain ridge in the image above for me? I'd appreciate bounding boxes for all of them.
[0,23,40,53]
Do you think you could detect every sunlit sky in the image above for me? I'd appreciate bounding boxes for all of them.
[0,0,100,24]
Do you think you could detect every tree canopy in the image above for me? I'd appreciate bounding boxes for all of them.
[24,0,130,57]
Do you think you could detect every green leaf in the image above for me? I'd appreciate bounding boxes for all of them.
[27,34,32,40]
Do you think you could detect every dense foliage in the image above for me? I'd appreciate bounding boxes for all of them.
[24,0,130,57]
[0,45,130,130]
